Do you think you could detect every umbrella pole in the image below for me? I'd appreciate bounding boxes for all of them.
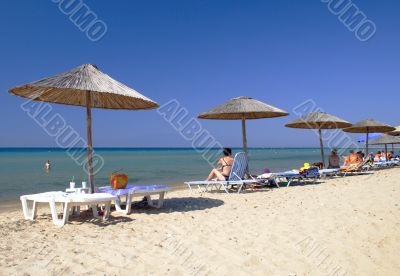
[318,129,325,168]
[241,116,250,176]
[241,117,248,155]
[385,144,388,161]
[366,130,369,157]
[86,92,94,193]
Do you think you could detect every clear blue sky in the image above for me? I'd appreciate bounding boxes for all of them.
[0,0,399,147]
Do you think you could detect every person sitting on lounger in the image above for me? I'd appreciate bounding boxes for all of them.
[388,151,394,160]
[344,150,361,166]
[374,151,382,162]
[356,151,365,160]
[206,148,234,181]
[328,149,340,169]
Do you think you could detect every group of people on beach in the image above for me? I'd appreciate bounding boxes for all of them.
[328,149,398,169]
[207,147,399,179]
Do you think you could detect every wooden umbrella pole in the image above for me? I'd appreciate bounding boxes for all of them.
[318,129,325,168]
[385,144,388,161]
[366,128,369,157]
[86,92,94,193]
[241,115,250,176]
[241,116,248,155]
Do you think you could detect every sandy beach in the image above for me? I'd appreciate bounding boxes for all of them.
[0,168,399,276]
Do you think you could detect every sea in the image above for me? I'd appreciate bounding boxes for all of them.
[0,147,377,201]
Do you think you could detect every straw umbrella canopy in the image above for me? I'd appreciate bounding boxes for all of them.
[369,135,400,160]
[197,96,289,154]
[285,112,352,168]
[387,126,400,136]
[9,64,159,192]
[343,119,395,156]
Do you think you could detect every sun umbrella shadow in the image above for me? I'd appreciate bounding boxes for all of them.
[122,197,224,214]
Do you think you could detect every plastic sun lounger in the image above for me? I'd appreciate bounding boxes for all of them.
[185,152,256,193]
[269,168,320,187]
[98,185,170,214]
[270,171,304,187]
[372,160,399,169]
[339,159,371,176]
[319,168,340,178]
[20,191,117,226]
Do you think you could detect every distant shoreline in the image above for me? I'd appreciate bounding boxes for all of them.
[1,146,390,151]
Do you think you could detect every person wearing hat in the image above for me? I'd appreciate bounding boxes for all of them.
[328,149,340,169]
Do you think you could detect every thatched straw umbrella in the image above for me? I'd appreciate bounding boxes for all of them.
[369,135,400,160]
[9,64,159,192]
[285,112,352,168]
[387,126,400,136]
[198,96,289,154]
[343,119,395,157]
[387,126,400,151]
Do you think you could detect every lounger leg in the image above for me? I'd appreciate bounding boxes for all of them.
[114,196,124,212]
[143,192,166,209]
[157,192,165,208]
[61,203,71,226]
[125,193,133,214]
[103,203,111,221]
[20,196,30,219]
[145,195,154,207]
[221,184,230,194]
[32,201,38,220]
[187,183,193,194]
[237,183,243,193]
[91,205,99,218]
[49,200,67,226]
[148,192,165,208]
[20,197,38,220]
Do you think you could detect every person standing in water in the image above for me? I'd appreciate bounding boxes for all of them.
[44,160,51,172]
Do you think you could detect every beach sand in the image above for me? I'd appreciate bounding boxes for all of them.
[0,168,399,275]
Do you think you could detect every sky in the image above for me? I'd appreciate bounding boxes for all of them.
[0,0,399,148]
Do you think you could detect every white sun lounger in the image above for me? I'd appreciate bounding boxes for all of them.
[371,160,399,169]
[98,185,170,215]
[185,152,257,193]
[20,191,117,226]
[261,168,320,187]
[319,168,340,178]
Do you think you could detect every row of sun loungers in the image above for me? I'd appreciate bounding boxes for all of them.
[21,153,399,226]
[186,152,400,193]
[21,185,170,226]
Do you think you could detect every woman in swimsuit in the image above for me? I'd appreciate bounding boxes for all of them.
[206,148,234,181]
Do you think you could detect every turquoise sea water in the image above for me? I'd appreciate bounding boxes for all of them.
[0,148,328,200]
[0,147,344,201]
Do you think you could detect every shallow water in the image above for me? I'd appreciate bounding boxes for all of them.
[0,147,334,201]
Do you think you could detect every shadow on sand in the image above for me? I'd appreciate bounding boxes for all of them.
[124,196,224,214]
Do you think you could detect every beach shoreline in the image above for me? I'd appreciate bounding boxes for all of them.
[0,168,399,275]
[0,199,21,214]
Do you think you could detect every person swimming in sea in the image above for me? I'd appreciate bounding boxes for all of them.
[206,148,233,181]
